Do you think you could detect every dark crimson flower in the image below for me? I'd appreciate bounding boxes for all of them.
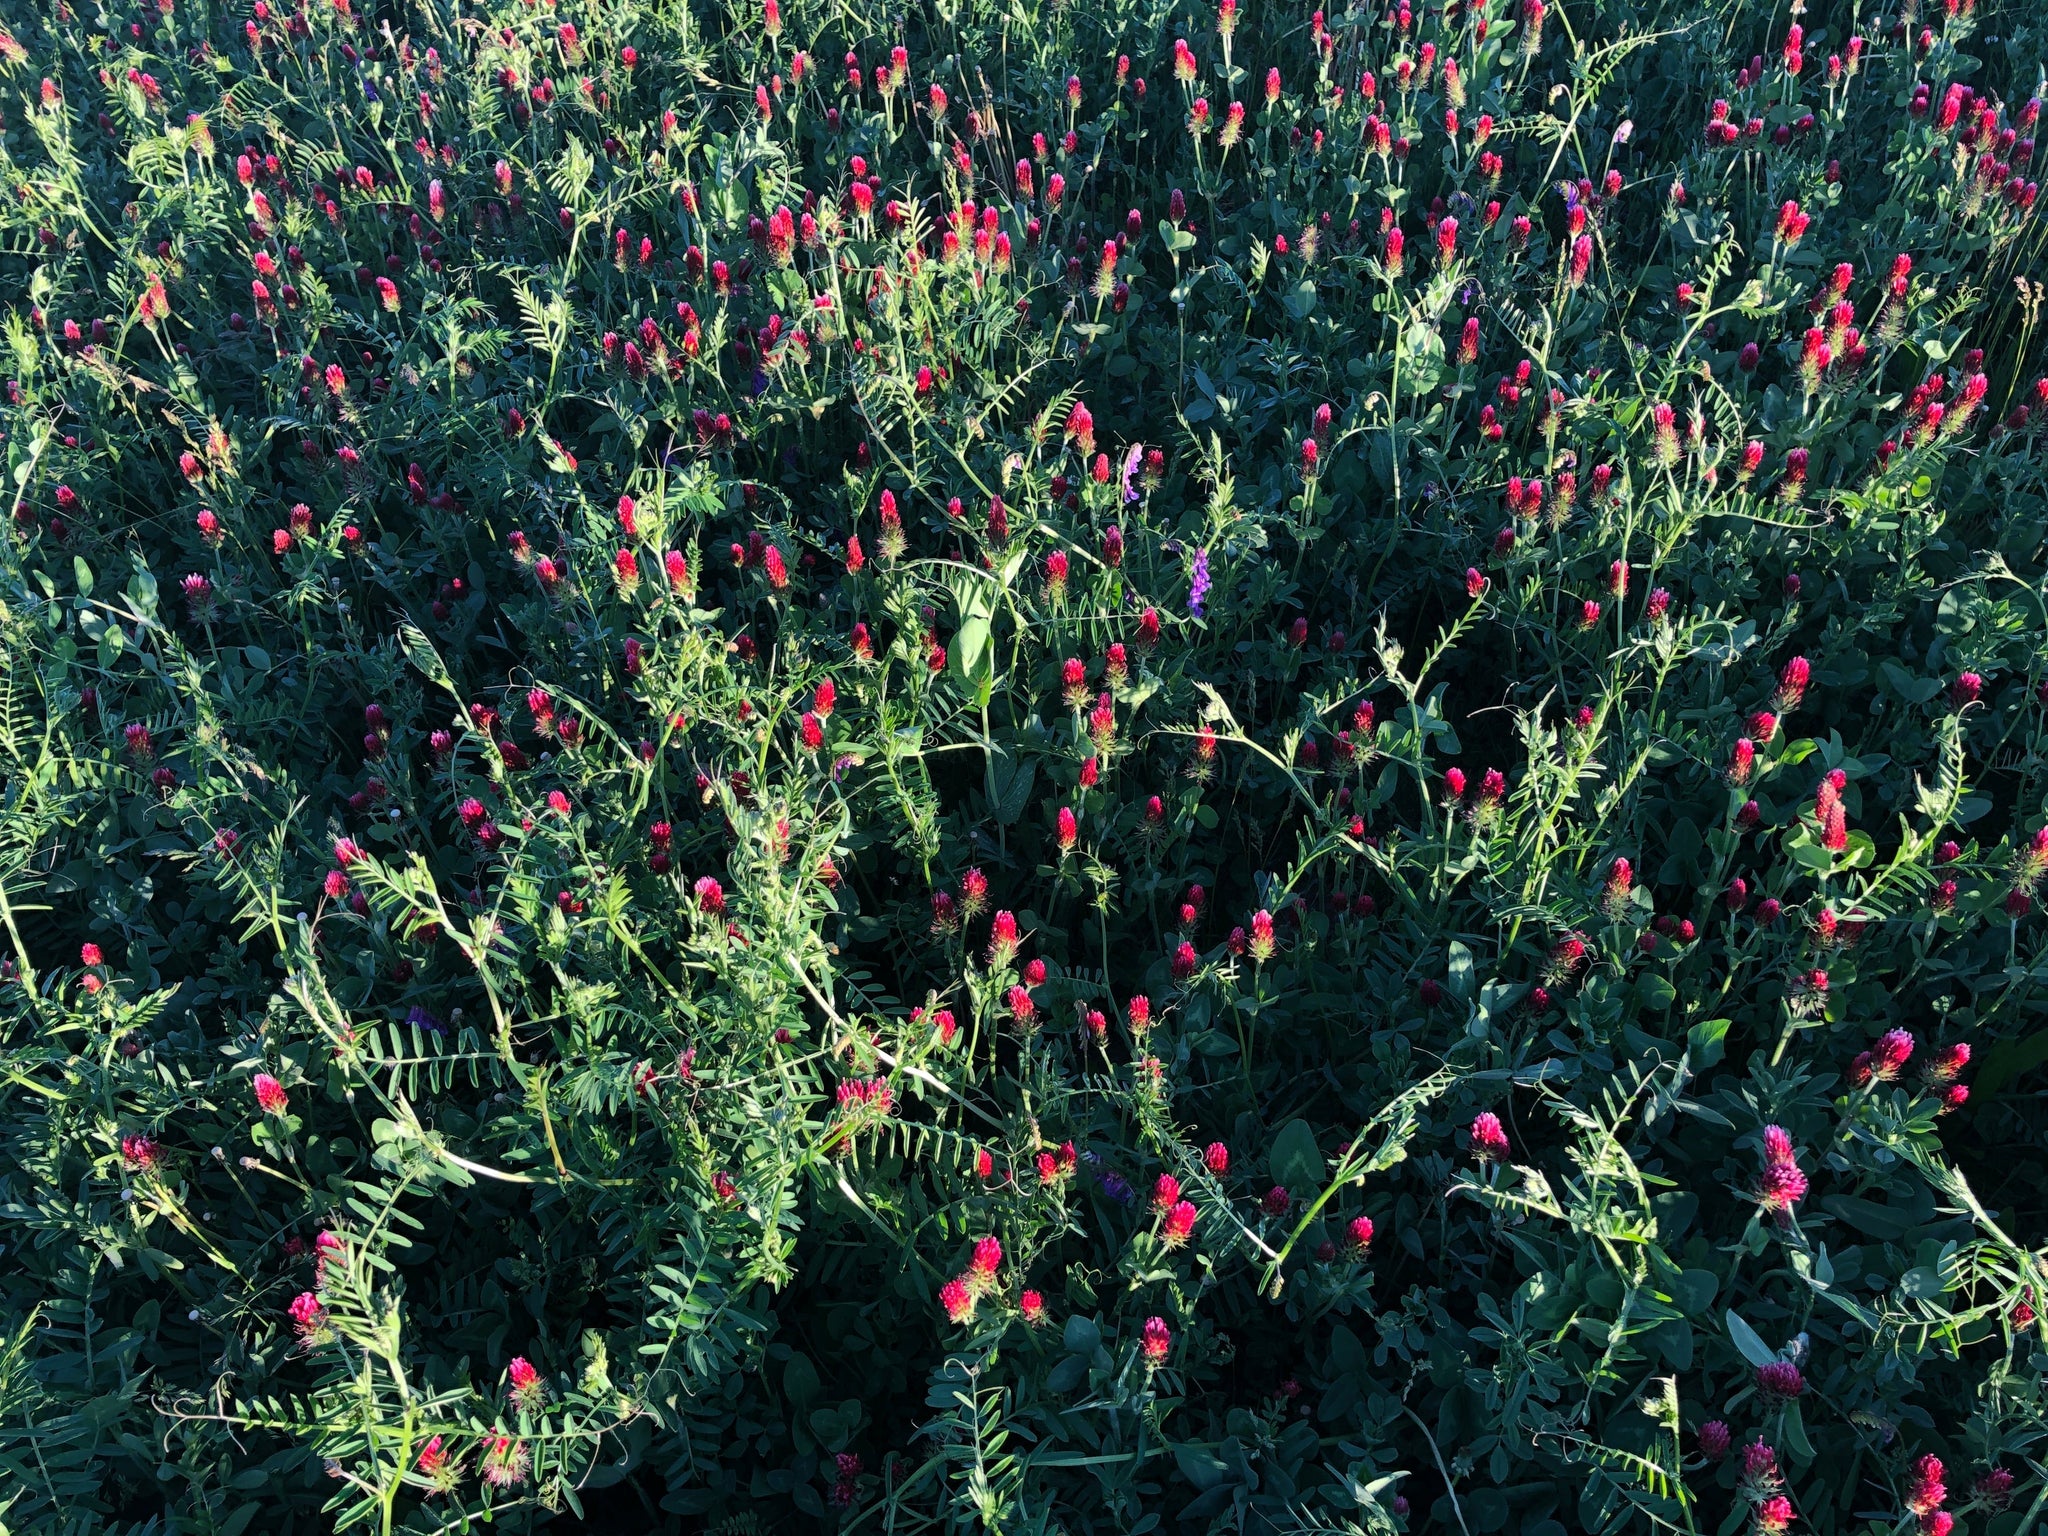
[1975,1469,2015,1510]
[1756,1360,1804,1398]
[1743,1440,1781,1486]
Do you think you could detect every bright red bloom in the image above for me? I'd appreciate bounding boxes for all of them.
[939,1277,974,1323]
[1469,1111,1509,1161]
[987,909,1020,965]
[1161,1201,1197,1246]
[1906,1455,1946,1517]
[1755,1155,1808,1214]
[1248,909,1276,961]
[1140,1315,1172,1362]
[507,1356,548,1409]
[288,1291,327,1340]
[1065,401,1096,455]
[1755,1495,1796,1535]
[1775,656,1811,711]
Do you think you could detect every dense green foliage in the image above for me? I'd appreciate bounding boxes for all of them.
[1,0,2047,1528]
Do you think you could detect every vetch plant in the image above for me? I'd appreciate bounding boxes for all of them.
[0,0,2042,1529]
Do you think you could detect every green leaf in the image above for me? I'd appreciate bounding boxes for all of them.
[1898,1265,1947,1299]
[989,754,1035,826]
[1782,1398,1815,1464]
[1446,941,1475,1002]
[398,620,457,697]
[1724,1309,1776,1368]
[783,1352,820,1407]
[1648,1319,1693,1369]
[1663,1271,1717,1318]
[1880,661,1944,704]
[1687,1017,1730,1068]
[1974,1029,2048,1098]
[1269,1118,1323,1195]
[1042,1354,1085,1392]
[1173,1444,1230,1491]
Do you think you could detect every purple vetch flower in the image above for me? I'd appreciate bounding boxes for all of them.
[1084,1150,1135,1204]
[1188,549,1212,617]
[1120,443,1144,504]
